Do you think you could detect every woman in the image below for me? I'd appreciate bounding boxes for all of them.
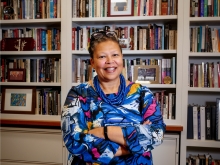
[61,31,166,165]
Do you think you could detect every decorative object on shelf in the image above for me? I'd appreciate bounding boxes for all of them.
[118,37,131,50]
[163,76,172,84]
[8,69,26,82]
[0,37,35,51]
[1,86,36,114]
[108,0,134,17]
[3,4,15,19]
[133,65,159,84]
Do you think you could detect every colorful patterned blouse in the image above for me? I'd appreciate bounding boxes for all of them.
[61,82,166,165]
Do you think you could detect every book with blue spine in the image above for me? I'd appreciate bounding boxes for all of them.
[50,0,54,18]
[200,0,204,17]
[41,29,47,51]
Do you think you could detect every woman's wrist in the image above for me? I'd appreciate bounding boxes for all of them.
[104,126,110,141]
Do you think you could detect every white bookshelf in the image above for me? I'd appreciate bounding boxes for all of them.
[1,0,185,164]
[181,0,220,164]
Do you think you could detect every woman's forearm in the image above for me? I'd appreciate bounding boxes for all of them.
[88,126,127,146]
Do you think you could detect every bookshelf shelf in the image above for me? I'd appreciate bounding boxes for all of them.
[0,113,61,121]
[186,140,220,148]
[189,52,220,57]
[0,18,61,25]
[72,50,177,55]
[0,114,182,131]
[188,87,220,92]
[0,82,61,86]
[189,17,220,26]
[0,51,61,55]
[72,15,177,26]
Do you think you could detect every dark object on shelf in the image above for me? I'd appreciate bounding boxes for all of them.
[8,69,26,82]
[3,5,15,19]
[0,37,35,51]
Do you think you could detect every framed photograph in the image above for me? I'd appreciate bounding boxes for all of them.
[1,86,36,114]
[133,65,159,84]
[108,0,134,17]
[8,69,26,82]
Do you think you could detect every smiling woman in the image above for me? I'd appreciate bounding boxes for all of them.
[61,30,166,165]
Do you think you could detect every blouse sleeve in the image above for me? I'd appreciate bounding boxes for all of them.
[121,85,166,154]
[61,87,120,164]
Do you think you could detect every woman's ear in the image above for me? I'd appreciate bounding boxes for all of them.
[90,58,94,67]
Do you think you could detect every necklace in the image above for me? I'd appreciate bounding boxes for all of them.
[93,74,126,106]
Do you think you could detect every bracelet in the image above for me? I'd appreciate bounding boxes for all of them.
[104,126,110,141]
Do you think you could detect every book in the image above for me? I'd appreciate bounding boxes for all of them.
[193,105,198,140]
[205,105,212,140]
[216,98,220,141]
[187,105,194,139]
[199,106,206,140]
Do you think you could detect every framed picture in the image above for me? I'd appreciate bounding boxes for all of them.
[8,69,26,82]
[1,86,36,114]
[133,65,159,84]
[108,0,134,17]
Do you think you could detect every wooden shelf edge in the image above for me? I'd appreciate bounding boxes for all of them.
[0,119,60,127]
[0,119,183,131]
[166,125,183,132]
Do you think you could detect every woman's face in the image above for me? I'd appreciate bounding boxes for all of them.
[90,40,123,82]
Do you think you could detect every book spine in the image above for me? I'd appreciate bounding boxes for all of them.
[204,0,208,16]
[216,98,220,140]
[161,59,167,84]
[187,105,194,139]
[200,106,206,140]
[200,0,204,16]
[193,106,198,140]
[205,105,212,140]
[161,0,168,15]
[198,108,201,139]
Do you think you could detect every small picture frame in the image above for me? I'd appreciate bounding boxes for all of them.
[8,69,26,82]
[134,65,159,84]
[108,0,134,17]
[1,86,36,114]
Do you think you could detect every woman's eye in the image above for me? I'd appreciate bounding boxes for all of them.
[98,56,105,58]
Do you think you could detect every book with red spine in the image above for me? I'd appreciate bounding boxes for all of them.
[72,27,76,50]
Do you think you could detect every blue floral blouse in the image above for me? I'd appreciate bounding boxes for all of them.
[61,82,166,165]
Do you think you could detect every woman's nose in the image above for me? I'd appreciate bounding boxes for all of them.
[105,56,113,64]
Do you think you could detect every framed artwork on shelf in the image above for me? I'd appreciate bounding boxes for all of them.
[133,65,159,84]
[1,86,36,114]
[8,69,26,82]
[108,0,134,17]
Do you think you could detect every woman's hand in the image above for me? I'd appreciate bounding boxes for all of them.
[143,120,152,125]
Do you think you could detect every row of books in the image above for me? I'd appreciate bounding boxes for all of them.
[72,57,176,85]
[36,88,61,115]
[0,27,61,51]
[0,0,61,20]
[190,0,220,17]
[72,23,177,51]
[190,26,220,52]
[187,99,220,141]
[72,0,178,18]
[0,58,61,83]
[189,62,220,88]
[154,90,176,119]
[186,154,220,165]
